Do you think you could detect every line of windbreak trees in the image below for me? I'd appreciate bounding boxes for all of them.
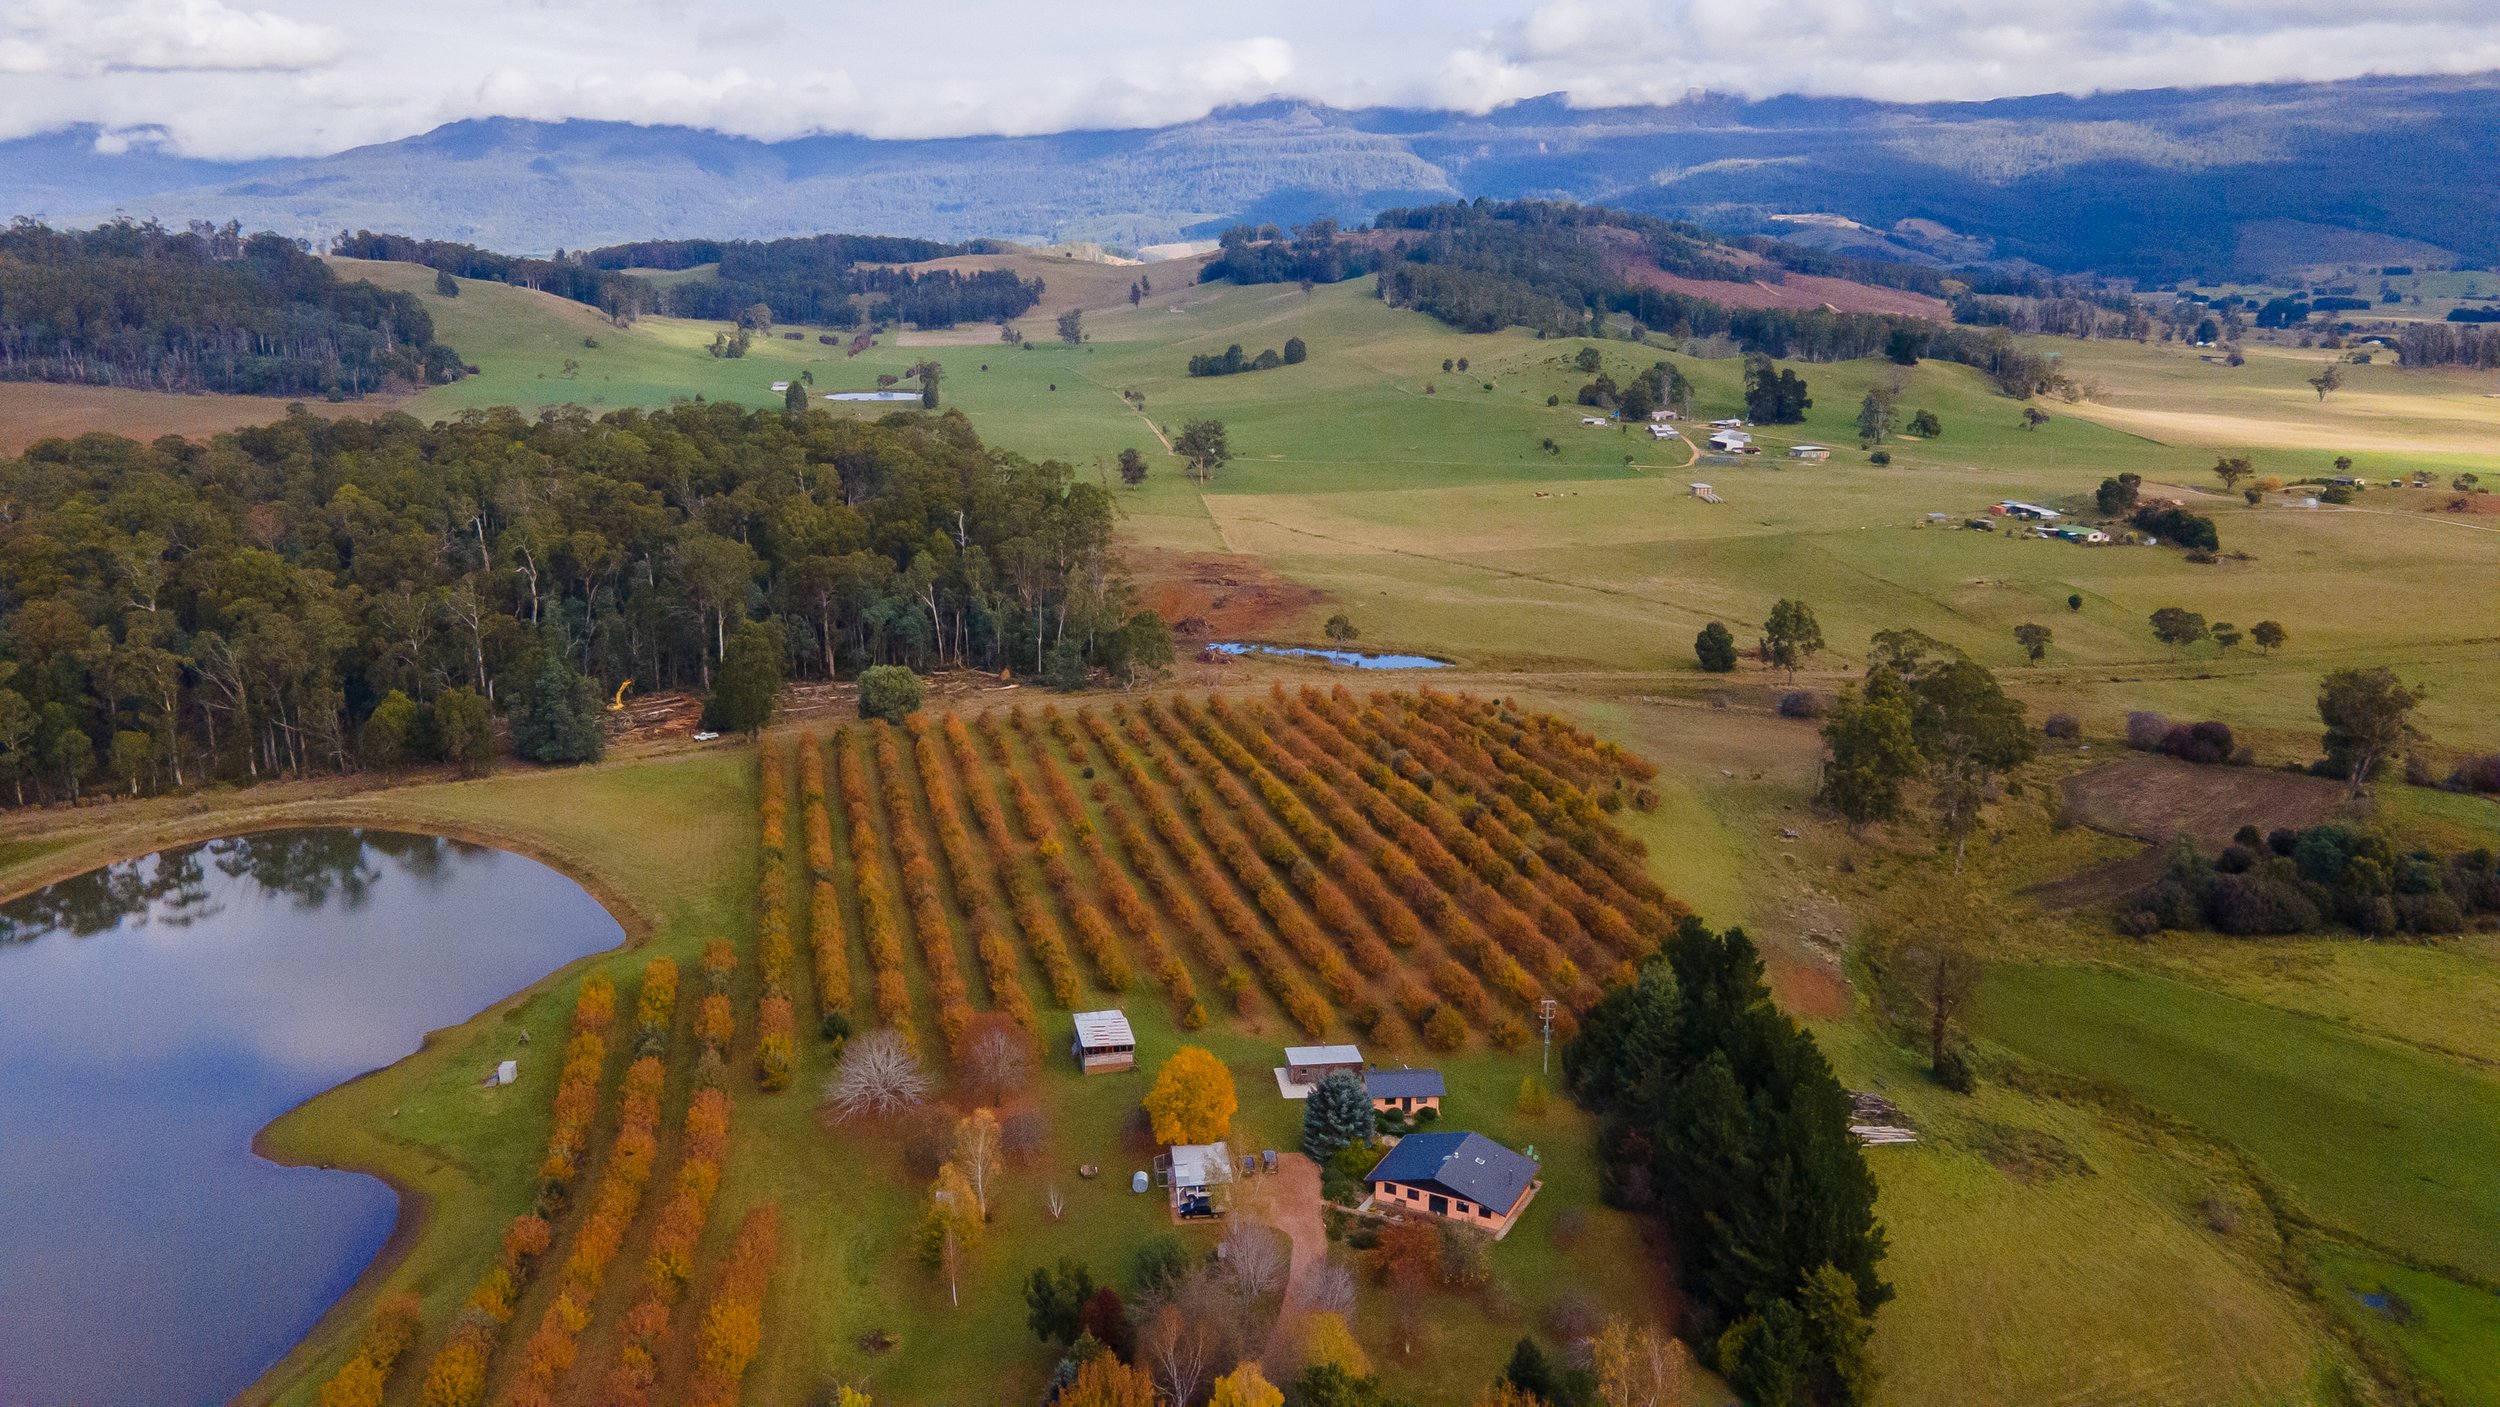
[0,402,1158,806]
[333,230,1045,329]
[1199,202,2074,396]
[0,221,467,398]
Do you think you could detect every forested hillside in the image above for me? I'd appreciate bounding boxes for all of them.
[336,230,1048,329]
[1206,202,2077,392]
[0,404,1142,802]
[0,221,465,397]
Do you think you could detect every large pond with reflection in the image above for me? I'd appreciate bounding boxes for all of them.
[0,829,624,1407]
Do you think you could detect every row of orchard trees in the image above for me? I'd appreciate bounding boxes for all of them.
[317,921,784,1406]
[0,401,1131,805]
[790,682,1677,1066]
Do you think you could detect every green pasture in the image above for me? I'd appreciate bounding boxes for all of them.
[1809,1022,2324,1407]
[343,259,2500,750]
[2312,1247,2500,1405]
[1973,964,2500,1281]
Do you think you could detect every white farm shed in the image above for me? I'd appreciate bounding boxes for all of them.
[1071,1009,1136,1074]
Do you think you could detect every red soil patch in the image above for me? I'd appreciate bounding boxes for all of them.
[0,382,401,456]
[1128,546,1328,644]
[2060,753,2346,848]
[1764,953,1851,1021]
[2030,753,2349,909]
[1612,260,1951,319]
[1587,228,1950,320]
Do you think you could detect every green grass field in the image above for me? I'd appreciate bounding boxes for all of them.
[1972,962,2500,1403]
[359,255,2500,747]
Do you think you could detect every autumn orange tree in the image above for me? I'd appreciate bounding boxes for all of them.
[1144,1046,1235,1144]
[835,727,914,1030]
[801,739,851,1023]
[314,1291,422,1407]
[913,719,1041,1038]
[944,714,1080,1006]
[690,1204,780,1407]
[1058,1354,1159,1407]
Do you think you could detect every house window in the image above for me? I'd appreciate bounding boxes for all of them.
[1429,1194,1448,1215]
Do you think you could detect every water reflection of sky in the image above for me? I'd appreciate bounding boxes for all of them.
[0,830,624,1407]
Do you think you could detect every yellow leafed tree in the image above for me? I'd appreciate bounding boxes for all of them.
[1144,1045,1236,1145]
[1209,1363,1284,1407]
[1299,1311,1371,1377]
[1594,1316,1690,1407]
[1059,1354,1159,1407]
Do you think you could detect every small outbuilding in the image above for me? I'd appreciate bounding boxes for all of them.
[493,1059,518,1087]
[1366,1067,1446,1115]
[1071,1010,1136,1074]
[1707,430,1752,453]
[1365,1131,1542,1237]
[1788,444,1831,461]
[1283,1044,1365,1087]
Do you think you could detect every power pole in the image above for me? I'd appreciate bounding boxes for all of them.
[1537,998,1557,1077]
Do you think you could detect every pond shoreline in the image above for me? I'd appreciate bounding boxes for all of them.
[0,804,652,1407]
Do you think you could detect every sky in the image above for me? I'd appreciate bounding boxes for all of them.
[4,0,2500,159]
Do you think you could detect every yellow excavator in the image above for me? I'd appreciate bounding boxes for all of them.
[608,678,633,712]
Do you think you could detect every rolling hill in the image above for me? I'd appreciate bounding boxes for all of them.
[10,73,2500,281]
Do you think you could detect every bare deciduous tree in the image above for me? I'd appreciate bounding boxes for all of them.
[825,1028,935,1120]
[955,1108,1004,1220]
[1219,1220,1291,1306]
[1140,1299,1218,1407]
[961,1025,1035,1105]
[1305,1260,1356,1316]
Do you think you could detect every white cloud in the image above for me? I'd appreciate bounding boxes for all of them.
[0,0,344,76]
[0,1,2494,159]
[1431,0,2500,110]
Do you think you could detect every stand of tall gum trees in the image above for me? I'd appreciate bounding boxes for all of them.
[0,402,1125,804]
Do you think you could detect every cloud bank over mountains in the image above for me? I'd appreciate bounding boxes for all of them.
[3,0,2498,159]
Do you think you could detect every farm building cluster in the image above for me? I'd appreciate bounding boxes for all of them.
[1091,1016,1540,1233]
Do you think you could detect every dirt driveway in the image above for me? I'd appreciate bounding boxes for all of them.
[1259,1152,1329,1313]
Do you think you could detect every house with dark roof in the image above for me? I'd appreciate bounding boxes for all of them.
[1364,1067,1446,1115]
[1364,1131,1541,1237]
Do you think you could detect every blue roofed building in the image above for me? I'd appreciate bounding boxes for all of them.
[1364,1067,1446,1115]
[1364,1130,1541,1237]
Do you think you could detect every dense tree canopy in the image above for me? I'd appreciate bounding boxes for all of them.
[0,403,1128,804]
[1204,202,2071,394]
[1565,917,1889,1381]
[4,221,464,397]
[338,230,1043,330]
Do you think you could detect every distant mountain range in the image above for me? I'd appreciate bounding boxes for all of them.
[9,72,2497,283]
